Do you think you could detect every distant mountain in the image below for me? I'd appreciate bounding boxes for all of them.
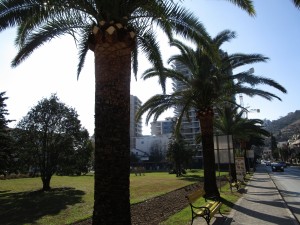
[264,110,300,141]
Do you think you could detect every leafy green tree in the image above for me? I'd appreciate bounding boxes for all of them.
[270,134,277,151]
[137,30,286,197]
[13,94,89,191]
[0,91,14,175]
[57,129,94,175]
[167,135,194,177]
[270,134,279,159]
[130,152,139,164]
[149,141,164,163]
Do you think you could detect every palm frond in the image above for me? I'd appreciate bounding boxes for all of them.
[12,17,86,67]
[212,30,236,48]
[0,0,42,32]
[164,1,210,44]
[226,0,256,16]
[77,24,92,79]
[235,87,283,101]
[136,94,176,124]
[137,29,165,91]
[168,40,199,71]
[173,99,193,135]
[292,0,300,9]
[131,42,139,79]
[227,53,269,69]
[233,73,287,93]
[214,104,269,145]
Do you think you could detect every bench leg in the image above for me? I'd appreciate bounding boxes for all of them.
[191,214,211,225]
[204,214,211,225]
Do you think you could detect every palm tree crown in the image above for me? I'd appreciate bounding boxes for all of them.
[0,0,208,80]
[139,30,286,126]
[214,105,270,148]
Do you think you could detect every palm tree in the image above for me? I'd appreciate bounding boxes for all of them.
[214,105,270,179]
[0,1,256,223]
[137,30,286,197]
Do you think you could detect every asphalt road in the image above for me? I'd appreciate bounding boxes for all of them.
[268,165,300,223]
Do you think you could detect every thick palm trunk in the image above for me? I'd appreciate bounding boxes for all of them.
[91,26,134,225]
[197,109,220,198]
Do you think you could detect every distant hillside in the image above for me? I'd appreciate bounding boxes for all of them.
[264,110,300,141]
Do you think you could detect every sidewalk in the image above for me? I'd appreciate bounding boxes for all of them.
[193,164,299,225]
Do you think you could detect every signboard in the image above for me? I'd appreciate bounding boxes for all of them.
[246,149,254,158]
[214,135,233,164]
[235,157,246,182]
[214,149,234,163]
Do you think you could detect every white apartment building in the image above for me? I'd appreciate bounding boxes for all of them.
[135,134,171,158]
[150,117,176,136]
[130,95,142,150]
[172,61,201,148]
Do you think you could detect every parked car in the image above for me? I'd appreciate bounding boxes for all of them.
[265,161,271,166]
[278,161,287,168]
[271,162,284,172]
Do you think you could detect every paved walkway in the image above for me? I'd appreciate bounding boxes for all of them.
[193,164,299,225]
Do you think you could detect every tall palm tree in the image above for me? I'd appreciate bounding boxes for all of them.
[214,105,270,179]
[137,30,286,197]
[0,1,255,224]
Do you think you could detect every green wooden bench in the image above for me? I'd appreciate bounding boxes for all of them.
[185,189,223,225]
[226,176,241,192]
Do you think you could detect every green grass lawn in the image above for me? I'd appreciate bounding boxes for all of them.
[0,170,242,225]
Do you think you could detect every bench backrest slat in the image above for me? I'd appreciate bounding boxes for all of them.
[186,189,206,203]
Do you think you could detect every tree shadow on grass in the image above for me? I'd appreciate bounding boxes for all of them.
[0,187,85,225]
[179,174,204,182]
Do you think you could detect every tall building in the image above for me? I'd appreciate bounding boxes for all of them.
[172,61,201,148]
[130,95,142,150]
[135,134,171,158]
[172,61,203,168]
[150,117,176,136]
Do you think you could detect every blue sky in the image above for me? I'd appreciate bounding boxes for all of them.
[1,1,300,135]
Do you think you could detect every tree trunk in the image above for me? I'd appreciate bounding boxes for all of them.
[41,173,51,191]
[197,109,220,198]
[91,25,134,225]
[230,163,237,181]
